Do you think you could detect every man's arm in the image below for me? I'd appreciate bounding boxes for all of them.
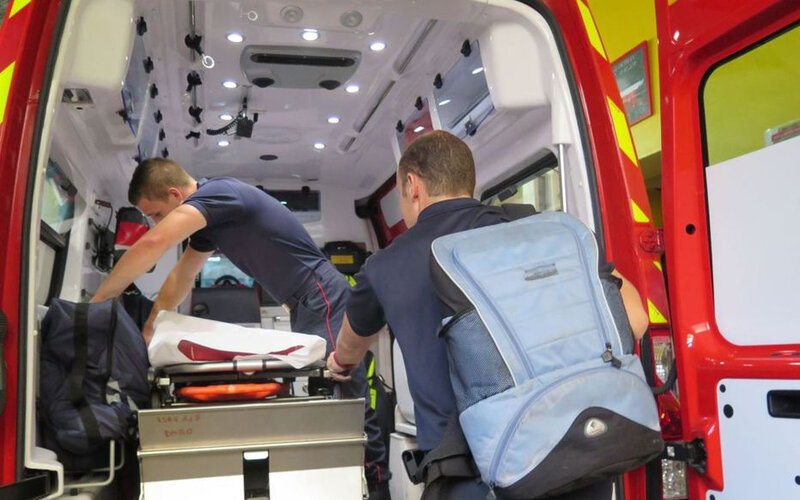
[91,204,207,303]
[327,314,381,381]
[614,270,649,340]
[141,246,212,344]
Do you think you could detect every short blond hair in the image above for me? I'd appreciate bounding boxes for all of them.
[128,158,193,204]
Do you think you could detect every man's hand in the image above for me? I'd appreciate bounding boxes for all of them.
[327,351,354,382]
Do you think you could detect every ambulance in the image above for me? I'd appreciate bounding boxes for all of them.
[0,0,797,498]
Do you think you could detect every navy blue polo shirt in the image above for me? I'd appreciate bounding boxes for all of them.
[183,177,328,303]
[347,198,507,450]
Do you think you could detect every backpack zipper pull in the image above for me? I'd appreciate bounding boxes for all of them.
[602,343,622,368]
[486,484,497,499]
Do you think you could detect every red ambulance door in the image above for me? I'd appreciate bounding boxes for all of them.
[657,0,800,498]
[0,0,64,494]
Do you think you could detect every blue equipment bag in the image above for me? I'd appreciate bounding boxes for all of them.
[39,298,149,469]
[431,210,663,498]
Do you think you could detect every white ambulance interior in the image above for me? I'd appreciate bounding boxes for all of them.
[25,0,601,498]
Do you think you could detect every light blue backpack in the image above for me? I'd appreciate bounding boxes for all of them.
[431,210,663,498]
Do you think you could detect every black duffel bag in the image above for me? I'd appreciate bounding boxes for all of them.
[39,298,149,470]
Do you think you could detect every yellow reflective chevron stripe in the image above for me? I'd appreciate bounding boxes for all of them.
[607,96,638,166]
[648,299,668,324]
[576,0,607,61]
[367,355,377,409]
[653,260,662,273]
[0,62,15,126]
[9,0,33,18]
[631,200,650,224]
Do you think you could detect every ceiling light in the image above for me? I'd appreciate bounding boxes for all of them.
[222,80,238,89]
[413,125,425,133]
[220,113,233,121]
[226,32,244,43]
[340,10,363,28]
[369,41,386,52]
[314,142,325,150]
[280,201,288,205]
[301,29,319,41]
[218,140,230,147]
[438,99,451,106]
[472,67,484,75]
[345,84,359,94]
[327,116,340,124]
[281,6,303,23]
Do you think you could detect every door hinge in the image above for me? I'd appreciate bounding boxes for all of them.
[662,438,707,474]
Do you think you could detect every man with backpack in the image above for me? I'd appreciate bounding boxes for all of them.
[90,158,390,497]
[327,131,649,498]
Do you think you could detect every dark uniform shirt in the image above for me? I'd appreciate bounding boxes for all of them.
[183,177,328,304]
[347,198,508,450]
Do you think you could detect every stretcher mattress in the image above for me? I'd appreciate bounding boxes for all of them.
[149,311,326,369]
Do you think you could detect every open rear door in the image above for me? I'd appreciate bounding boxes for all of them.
[657,0,800,497]
[0,0,64,494]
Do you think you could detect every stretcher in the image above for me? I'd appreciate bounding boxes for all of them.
[139,346,366,499]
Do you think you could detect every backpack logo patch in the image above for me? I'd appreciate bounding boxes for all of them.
[584,417,608,438]
[524,264,558,281]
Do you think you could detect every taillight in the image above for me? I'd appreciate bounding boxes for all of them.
[647,328,688,499]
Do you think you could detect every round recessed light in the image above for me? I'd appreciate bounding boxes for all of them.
[301,29,319,41]
[340,10,363,28]
[260,154,278,161]
[472,67,484,75]
[313,142,326,150]
[345,84,359,94]
[220,113,234,121]
[327,116,340,124]
[281,6,303,23]
[222,80,238,89]
[369,41,386,52]
[218,140,230,147]
[226,32,244,43]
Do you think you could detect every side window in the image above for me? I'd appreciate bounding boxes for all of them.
[700,24,799,347]
[35,160,78,305]
[703,24,800,164]
[481,152,561,212]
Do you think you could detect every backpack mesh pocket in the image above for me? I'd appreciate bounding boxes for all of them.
[441,309,514,412]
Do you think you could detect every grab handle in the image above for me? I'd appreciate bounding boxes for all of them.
[767,390,800,419]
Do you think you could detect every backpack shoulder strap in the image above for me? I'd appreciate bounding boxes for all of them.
[467,203,536,229]
[417,415,479,488]
[69,302,102,444]
[499,203,537,221]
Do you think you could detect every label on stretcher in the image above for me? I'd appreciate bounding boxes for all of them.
[149,311,326,368]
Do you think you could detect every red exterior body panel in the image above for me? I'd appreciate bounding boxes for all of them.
[0,0,62,484]
[543,0,669,327]
[656,0,800,496]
